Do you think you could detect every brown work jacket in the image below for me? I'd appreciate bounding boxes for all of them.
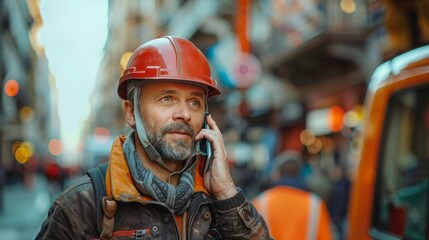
[36,135,270,239]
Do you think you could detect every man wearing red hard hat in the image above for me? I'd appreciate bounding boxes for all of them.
[36,36,270,239]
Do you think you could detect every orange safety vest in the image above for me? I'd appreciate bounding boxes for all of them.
[252,185,333,240]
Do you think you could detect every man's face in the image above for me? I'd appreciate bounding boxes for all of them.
[139,81,206,162]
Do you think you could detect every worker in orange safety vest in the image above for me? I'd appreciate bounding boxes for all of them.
[252,150,334,240]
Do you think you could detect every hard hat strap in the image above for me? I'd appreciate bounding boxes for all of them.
[205,89,209,112]
[133,86,175,172]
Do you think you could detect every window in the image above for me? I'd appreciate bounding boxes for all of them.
[371,84,429,240]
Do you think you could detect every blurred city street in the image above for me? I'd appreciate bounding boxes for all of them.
[0,175,52,240]
[1,0,429,239]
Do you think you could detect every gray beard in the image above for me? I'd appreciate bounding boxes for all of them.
[124,132,195,215]
[145,121,195,162]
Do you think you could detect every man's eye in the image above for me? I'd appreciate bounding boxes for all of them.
[190,100,202,107]
[161,96,172,102]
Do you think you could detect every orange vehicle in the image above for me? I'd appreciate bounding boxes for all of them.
[347,45,429,240]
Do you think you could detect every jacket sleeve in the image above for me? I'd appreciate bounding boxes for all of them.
[214,188,271,239]
[35,176,99,240]
[36,201,82,240]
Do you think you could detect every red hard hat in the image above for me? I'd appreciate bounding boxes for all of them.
[118,36,221,100]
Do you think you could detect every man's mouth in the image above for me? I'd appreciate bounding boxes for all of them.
[162,122,194,141]
[166,130,191,139]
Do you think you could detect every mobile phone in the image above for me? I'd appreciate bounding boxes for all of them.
[197,113,213,176]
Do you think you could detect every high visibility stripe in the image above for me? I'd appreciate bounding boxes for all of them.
[259,192,271,228]
[307,194,321,240]
[253,187,333,240]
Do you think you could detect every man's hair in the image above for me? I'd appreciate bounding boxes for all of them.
[274,150,303,177]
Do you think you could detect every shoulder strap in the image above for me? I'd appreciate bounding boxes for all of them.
[86,162,108,234]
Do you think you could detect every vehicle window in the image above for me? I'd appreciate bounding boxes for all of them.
[371,84,429,240]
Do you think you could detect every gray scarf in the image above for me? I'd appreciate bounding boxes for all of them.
[123,132,196,215]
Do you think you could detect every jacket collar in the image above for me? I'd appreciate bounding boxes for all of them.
[105,135,209,202]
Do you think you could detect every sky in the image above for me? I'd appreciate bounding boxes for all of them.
[40,0,108,158]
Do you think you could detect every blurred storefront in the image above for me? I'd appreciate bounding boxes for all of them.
[0,0,424,180]
[2,0,422,192]
[81,0,376,182]
[255,0,376,162]
[1,0,428,238]
[82,1,428,238]
[0,0,60,185]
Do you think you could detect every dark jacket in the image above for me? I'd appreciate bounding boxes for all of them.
[36,135,270,239]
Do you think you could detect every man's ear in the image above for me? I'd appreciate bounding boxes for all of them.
[123,100,135,127]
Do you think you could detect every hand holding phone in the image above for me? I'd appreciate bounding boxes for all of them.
[196,113,238,199]
[197,113,213,176]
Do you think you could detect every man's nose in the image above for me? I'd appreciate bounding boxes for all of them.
[172,103,191,121]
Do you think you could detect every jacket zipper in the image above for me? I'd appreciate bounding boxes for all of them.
[112,228,150,238]
[113,199,183,239]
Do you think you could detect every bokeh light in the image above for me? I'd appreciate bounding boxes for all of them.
[12,141,34,164]
[340,0,356,14]
[329,106,345,132]
[19,106,35,122]
[48,139,63,156]
[300,129,316,146]
[120,51,133,74]
[307,137,323,154]
[4,79,20,97]
[94,127,110,144]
